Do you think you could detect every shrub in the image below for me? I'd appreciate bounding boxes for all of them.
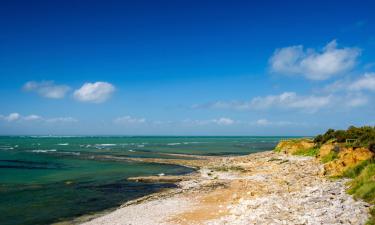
[314,126,375,149]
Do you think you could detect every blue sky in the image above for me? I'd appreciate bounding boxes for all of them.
[0,0,374,135]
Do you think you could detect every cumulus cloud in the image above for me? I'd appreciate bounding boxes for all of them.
[269,40,360,80]
[0,113,77,123]
[114,116,146,125]
[74,82,115,103]
[23,81,70,99]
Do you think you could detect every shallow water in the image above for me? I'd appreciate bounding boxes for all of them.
[0,136,292,225]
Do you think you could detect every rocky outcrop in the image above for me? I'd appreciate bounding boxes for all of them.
[324,147,374,176]
[275,139,315,155]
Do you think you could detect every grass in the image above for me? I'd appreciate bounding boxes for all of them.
[346,162,375,225]
[346,162,375,204]
[320,151,338,163]
[366,207,375,225]
[343,159,373,178]
[292,147,320,157]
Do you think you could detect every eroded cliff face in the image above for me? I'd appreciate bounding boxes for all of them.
[275,139,315,155]
[323,147,374,176]
[275,139,374,177]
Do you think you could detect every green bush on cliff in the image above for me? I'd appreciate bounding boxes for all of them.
[314,126,375,151]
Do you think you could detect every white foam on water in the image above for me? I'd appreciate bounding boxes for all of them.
[96,144,117,147]
[31,149,57,153]
[57,143,69,146]
[167,143,181,146]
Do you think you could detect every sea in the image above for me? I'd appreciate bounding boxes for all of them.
[0,136,294,225]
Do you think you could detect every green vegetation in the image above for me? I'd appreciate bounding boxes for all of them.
[320,151,338,163]
[346,163,375,203]
[314,126,375,151]
[367,207,375,225]
[343,159,373,178]
[274,147,281,152]
[292,147,319,157]
[342,159,375,224]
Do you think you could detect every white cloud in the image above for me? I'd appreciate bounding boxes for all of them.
[269,40,360,80]
[74,82,115,103]
[23,81,70,99]
[195,92,332,112]
[182,117,236,126]
[253,119,298,126]
[0,113,21,122]
[45,117,78,123]
[255,119,271,126]
[348,73,375,91]
[23,114,42,121]
[212,117,234,125]
[114,116,146,125]
[250,92,332,111]
[0,113,77,123]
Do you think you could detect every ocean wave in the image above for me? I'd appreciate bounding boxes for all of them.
[128,149,135,152]
[61,151,81,156]
[96,144,117,147]
[57,143,69,146]
[167,143,181,146]
[137,144,144,147]
[31,149,57,153]
[95,144,117,149]
[0,146,14,150]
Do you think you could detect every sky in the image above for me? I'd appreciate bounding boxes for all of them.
[0,0,374,135]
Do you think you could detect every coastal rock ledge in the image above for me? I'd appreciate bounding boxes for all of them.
[80,151,370,225]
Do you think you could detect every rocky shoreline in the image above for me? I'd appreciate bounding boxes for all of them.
[79,150,370,225]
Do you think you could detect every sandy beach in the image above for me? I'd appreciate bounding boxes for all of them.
[80,151,370,225]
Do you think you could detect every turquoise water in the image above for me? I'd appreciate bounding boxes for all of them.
[0,136,289,225]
